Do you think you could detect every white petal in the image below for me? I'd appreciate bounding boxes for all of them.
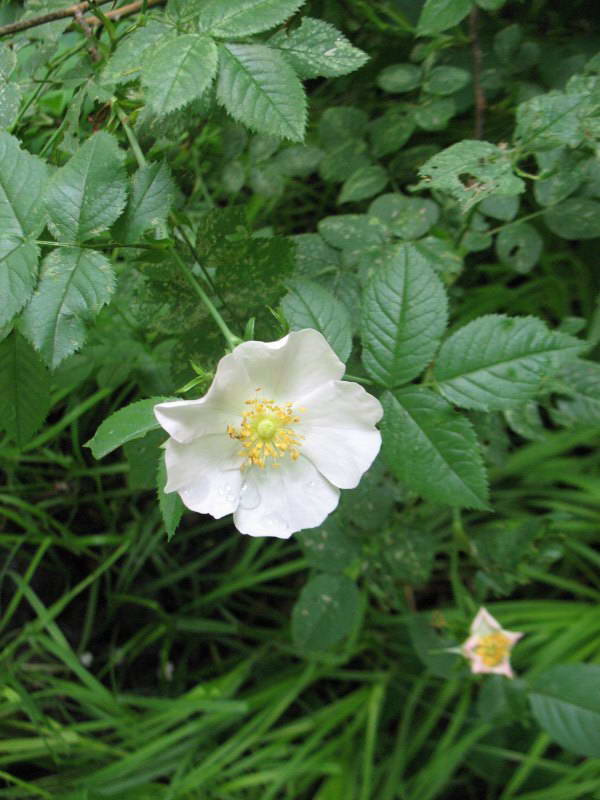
[164,434,244,518]
[233,456,340,538]
[470,607,501,636]
[297,380,383,489]
[154,353,253,443]
[231,329,345,403]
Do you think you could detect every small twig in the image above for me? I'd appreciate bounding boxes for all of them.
[0,0,114,38]
[469,6,486,139]
[84,0,164,25]
[73,8,100,61]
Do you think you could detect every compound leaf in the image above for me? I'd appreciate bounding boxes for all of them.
[115,161,176,244]
[197,0,305,37]
[282,278,352,362]
[0,131,48,239]
[0,237,39,328]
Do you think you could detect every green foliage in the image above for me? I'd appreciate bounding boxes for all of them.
[86,397,171,458]
[282,278,352,361]
[417,0,473,36]
[291,572,360,650]
[381,388,489,509]
[197,0,306,38]
[0,330,50,446]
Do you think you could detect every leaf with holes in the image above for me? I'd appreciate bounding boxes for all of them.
[0,331,51,447]
[496,223,542,273]
[20,247,115,369]
[44,132,127,242]
[433,315,584,411]
[282,278,352,362]
[381,388,489,510]
[362,243,448,387]
[216,43,306,142]
[197,0,305,37]
[142,34,218,115]
[269,17,368,78]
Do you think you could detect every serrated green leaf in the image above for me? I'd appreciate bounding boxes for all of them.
[362,244,448,387]
[423,66,470,95]
[496,223,542,273]
[530,664,600,758]
[291,573,360,651]
[197,0,305,37]
[124,428,164,490]
[368,193,439,240]
[101,20,176,85]
[282,278,352,362]
[533,149,582,207]
[0,71,21,128]
[552,360,600,427]
[45,132,126,242]
[543,198,600,239]
[318,214,388,250]
[413,236,463,282]
[269,17,368,79]
[142,34,218,116]
[381,388,489,510]
[376,63,421,93]
[434,314,583,411]
[21,247,115,369]
[0,237,39,328]
[292,233,340,277]
[114,161,175,244]
[515,92,584,151]
[416,140,524,212]
[0,131,48,238]
[86,396,173,459]
[338,165,387,204]
[217,43,306,142]
[0,330,51,447]
[158,452,184,540]
[417,0,473,36]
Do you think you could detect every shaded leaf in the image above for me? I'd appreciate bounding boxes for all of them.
[282,278,352,362]
[291,573,360,651]
[115,161,175,244]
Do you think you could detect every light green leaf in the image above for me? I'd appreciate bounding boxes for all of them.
[318,106,368,149]
[274,144,323,177]
[515,92,584,151]
[0,330,51,447]
[496,223,542,273]
[417,0,473,36]
[158,452,184,540]
[533,149,582,207]
[416,140,524,212]
[86,396,173,459]
[423,66,470,95]
[318,214,388,250]
[114,161,175,244]
[530,664,600,758]
[270,17,368,79]
[197,0,305,37]
[478,194,519,221]
[369,110,415,158]
[414,98,456,131]
[338,165,388,204]
[376,63,421,93]
[101,20,176,84]
[476,0,505,8]
[368,193,439,240]
[0,45,21,128]
[282,278,352,362]
[217,43,306,142]
[381,388,489,510]
[291,573,360,651]
[124,428,164,490]
[142,34,218,115]
[544,198,600,240]
[362,244,448,387]
[292,233,340,277]
[45,132,126,242]
[413,236,463,282]
[0,237,39,328]
[433,314,583,411]
[21,247,115,369]
[552,360,600,427]
[0,131,48,238]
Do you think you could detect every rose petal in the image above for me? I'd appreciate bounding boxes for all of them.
[231,329,345,403]
[154,355,253,443]
[164,434,244,518]
[234,456,340,538]
[297,379,382,489]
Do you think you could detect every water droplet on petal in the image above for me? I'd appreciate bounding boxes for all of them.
[304,480,318,491]
[239,481,261,510]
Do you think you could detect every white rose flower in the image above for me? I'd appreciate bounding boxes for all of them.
[461,607,523,678]
[154,329,383,538]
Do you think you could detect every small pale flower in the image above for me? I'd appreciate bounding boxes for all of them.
[154,329,383,538]
[461,607,523,678]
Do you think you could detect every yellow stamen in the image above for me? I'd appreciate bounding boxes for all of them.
[228,395,303,468]
[475,632,511,667]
